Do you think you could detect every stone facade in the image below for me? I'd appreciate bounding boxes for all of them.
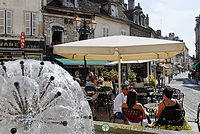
[195,15,200,63]
[78,0,100,13]
[124,1,151,37]
[44,15,78,46]
[130,24,151,37]
[94,16,130,38]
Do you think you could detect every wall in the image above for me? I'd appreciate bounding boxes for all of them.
[130,24,151,37]
[0,0,43,39]
[94,16,130,38]
[44,14,78,46]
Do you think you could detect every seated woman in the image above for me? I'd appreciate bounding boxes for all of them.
[102,77,113,90]
[133,77,145,89]
[122,91,149,126]
[156,87,184,127]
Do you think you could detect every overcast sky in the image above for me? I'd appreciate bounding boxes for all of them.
[125,0,200,56]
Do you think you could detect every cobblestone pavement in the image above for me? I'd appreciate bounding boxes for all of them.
[169,72,200,132]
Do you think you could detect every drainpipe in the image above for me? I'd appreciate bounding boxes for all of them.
[41,0,46,59]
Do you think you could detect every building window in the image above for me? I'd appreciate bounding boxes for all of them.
[25,12,37,36]
[103,26,109,37]
[111,4,118,17]
[121,29,126,35]
[0,10,12,34]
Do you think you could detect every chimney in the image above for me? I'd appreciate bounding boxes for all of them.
[124,3,127,10]
[156,30,161,36]
[128,0,135,10]
[119,0,124,5]
[145,14,149,27]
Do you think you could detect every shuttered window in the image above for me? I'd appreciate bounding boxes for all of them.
[32,13,36,36]
[6,10,12,34]
[0,10,5,34]
[25,12,31,35]
[25,12,37,36]
[103,26,109,37]
[121,30,126,35]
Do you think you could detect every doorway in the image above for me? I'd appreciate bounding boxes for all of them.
[52,31,62,45]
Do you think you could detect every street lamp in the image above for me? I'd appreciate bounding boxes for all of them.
[73,16,97,40]
[73,16,97,85]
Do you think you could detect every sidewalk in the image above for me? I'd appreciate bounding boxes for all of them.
[189,78,200,85]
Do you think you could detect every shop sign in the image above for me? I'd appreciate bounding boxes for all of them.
[0,39,44,49]
[20,32,25,49]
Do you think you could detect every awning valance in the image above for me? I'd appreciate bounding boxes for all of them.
[55,58,111,66]
[193,62,199,68]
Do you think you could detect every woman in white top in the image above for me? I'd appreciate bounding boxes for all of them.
[102,77,113,90]
[133,77,144,89]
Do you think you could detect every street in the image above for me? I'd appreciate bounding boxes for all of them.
[169,72,200,132]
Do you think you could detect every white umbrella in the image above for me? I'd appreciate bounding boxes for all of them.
[53,36,185,90]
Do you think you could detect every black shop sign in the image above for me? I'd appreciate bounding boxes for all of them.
[0,39,44,49]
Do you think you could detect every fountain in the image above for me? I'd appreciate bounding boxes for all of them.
[0,60,94,134]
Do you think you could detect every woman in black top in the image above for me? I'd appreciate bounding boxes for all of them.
[156,87,184,126]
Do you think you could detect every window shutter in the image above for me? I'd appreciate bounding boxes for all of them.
[106,27,109,37]
[25,12,31,35]
[6,10,12,34]
[32,13,37,36]
[0,10,5,34]
[103,27,106,37]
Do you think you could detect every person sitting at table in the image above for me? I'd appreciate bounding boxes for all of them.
[96,81,102,90]
[85,76,99,120]
[85,76,96,88]
[156,87,184,127]
[74,74,81,84]
[102,77,113,90]
[98,73,104,82]
[122,91,149,126]
[133,77,145,89]
[113,85,129,118]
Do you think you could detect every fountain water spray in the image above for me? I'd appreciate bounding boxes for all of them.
[0,60,94,134]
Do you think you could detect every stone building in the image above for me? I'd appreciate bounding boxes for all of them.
[44,0,132,47]
[0,0,44,61]
[124,1,152,37]
[94,0,130,38]
[195,15,200,65]
[164,33,191,72]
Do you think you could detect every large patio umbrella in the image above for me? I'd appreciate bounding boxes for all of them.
[53,36,185,90]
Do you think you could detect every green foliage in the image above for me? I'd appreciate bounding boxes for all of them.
[128,71,136,82]
[99,68,117,79]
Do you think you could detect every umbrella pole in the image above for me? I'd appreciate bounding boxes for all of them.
[84,56,87,86]
[118,55,122,93]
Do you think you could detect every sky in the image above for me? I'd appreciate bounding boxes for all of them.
[125,0,200,56]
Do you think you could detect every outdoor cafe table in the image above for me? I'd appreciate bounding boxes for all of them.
[144,103,158,118]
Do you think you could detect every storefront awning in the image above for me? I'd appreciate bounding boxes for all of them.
[193,62,199,68]
[55,58,111,66]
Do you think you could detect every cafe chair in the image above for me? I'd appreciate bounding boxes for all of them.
[109,112,127,124]
[102,86,112,92]
[84,86,96,97]
[122,108,144,126]
[155,108,185,127]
